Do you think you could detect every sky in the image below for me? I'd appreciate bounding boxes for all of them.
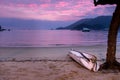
[0,0,116,29]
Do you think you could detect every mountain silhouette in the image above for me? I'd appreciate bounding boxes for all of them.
[56,16,112,30]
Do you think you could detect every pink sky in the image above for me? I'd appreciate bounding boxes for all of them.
[0,0,116,21]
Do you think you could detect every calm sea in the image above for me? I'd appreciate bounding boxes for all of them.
[0,30,120,47]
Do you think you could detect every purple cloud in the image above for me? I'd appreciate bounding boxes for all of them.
[0,0,116,21]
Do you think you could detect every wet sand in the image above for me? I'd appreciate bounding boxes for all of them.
[0,45,120,80]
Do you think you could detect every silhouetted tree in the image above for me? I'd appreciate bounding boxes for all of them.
[94,0,119,6]
[94,0,120,70]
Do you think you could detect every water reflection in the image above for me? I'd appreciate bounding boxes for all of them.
[0,30,108,47]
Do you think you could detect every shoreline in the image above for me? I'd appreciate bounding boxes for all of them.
[0,45,120,80]
[0,45,108,60]
[1,45,120,63]
[1,44,120,60]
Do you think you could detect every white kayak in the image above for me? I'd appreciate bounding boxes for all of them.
[68,50,100,72]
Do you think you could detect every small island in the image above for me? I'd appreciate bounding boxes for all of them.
[0,25,6,31]
[0,25,10,31]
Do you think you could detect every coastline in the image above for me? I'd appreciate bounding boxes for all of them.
[0,45,120,80]
[0,45,108,61]
[1,44,120,61]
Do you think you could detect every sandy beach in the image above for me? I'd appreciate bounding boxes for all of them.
[0,45,120,80]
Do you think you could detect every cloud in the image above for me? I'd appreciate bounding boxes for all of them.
[0,0,116,21]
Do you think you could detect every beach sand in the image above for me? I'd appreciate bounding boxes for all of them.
[0,45,120,80]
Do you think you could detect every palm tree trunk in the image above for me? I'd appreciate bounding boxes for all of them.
[106,5,120,63]
[100,5,120,69]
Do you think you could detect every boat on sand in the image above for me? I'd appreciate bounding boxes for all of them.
[68,50,100,72]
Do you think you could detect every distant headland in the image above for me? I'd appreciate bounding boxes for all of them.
[56,16,112,31]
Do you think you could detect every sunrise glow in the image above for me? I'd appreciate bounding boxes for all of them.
[0,0,116,21]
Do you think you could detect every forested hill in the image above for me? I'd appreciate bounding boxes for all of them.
[56,16,112,30]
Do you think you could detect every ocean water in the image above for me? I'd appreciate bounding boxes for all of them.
[0,30,120,47]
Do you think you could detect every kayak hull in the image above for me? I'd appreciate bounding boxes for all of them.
[68,50,100,72]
